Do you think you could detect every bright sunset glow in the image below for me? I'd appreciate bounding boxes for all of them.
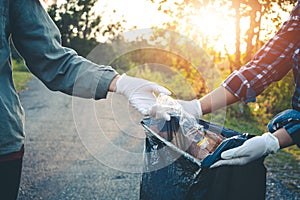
[53,0,291,55]
[94,0,170,29]
[189,5,238,54]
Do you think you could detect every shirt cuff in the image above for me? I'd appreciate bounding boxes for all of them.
[94,66,118,100]
[267,109,300,148]
[222,70,257,103]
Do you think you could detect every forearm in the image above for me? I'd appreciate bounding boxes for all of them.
[273,128,294,148]
[109,75,120,92]
[12,0,118,99]
[199,87,294,147]
[199,86,239,115]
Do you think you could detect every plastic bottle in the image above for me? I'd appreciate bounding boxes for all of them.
[154,94,224,160]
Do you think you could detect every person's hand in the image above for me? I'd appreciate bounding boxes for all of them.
[211,132,280,168]
[177,99,202,119]
[149,98,202,121]
[116,74,171,115]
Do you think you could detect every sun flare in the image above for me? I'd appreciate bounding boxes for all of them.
[52,0,292,56]
[188,5,249,55]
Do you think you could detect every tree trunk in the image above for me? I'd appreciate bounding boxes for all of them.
[245,0,262,62]
[233,0,241,70]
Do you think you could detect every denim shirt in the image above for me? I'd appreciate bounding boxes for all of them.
[0,0,118,155]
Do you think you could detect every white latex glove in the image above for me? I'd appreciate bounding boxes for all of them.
[211,132,280,168]
[149,98,202,121]
[116,74,171,115]
[177,99,202,119]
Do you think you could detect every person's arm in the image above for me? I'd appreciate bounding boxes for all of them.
[11,0,118,99]
[273,128,294,148]
[152,18,299,119]
[210,128,294,168]
[108,75,120,92]
[199,86,239,115]
[11,0,170,114]
[168,2,300,118]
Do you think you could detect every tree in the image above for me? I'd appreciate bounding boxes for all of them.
[148,0,297,70]
[48,0,125,56]
[148,0,297,123]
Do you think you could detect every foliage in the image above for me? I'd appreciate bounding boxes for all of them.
[148,0,297,127]
[10,44,23,62]
[111,48,208,98]
[12,59,29,72]
[13,72,32,92]
[224,111,264,134]
[108,32,221,99]
[12,59,32,92]
[148,0,297,69]
[248,71,295,127]
[47,0,125,56]
[127,65,200,99]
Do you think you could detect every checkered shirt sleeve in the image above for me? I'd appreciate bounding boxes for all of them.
[222,3,300,103]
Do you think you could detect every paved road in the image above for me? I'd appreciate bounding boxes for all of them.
[18,77,145,200]
[17,77,299,200]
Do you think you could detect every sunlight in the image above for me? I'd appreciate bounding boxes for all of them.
[93,0,170,28]
[186,2,292,56]
[93,0,171,42]
[189,5,247,55]
[51,0,292,55]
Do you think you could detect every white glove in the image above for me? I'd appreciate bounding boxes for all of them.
[177,99,202,119]
[211,132,280,168]
[148,98,202,121]
[116,74,171,115]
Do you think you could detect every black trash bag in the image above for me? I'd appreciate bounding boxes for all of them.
[140,117,266,200]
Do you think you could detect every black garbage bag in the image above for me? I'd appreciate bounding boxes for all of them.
[140,117,266,200]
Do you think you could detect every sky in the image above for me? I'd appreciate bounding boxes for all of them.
[55,0,169,29]
[52,0,293,54]
[57,0,234,52]
[95,0,169,29]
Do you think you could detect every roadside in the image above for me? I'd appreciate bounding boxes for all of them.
[15,75,299,199]
[223,112,300,196]
[12,59,32,92]
[18,77,144,199]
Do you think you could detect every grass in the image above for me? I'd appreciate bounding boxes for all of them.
[10,57,300,194]
[13,71,32,92]
[12,59,32,92]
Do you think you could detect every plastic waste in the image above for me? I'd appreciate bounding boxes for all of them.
[140,117,266,200]
[152,94,225,160]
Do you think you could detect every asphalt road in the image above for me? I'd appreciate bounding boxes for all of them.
[17,77,299,200]
[18,77,145,200]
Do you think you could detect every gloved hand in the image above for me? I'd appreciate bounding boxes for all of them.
[177,99,202,119]
[116,74,171,115]
[210,132,280,168]
[148,98,202,121]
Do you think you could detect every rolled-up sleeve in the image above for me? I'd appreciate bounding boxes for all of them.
[268,109,300,148]
[11,0,118,99]
[222,4,300,103]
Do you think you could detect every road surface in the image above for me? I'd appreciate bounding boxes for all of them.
[17,77,299,199]
[18,77,145,199]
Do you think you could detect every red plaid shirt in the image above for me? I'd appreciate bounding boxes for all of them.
[222,2,300,106]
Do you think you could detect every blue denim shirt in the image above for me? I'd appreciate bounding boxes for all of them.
[0,0,118,155]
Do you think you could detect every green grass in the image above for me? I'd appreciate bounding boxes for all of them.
[224,116,264,135]
[13,71,32,92]
[12,59,32,92]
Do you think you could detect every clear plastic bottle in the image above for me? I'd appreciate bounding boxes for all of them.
[154,94,224,160]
